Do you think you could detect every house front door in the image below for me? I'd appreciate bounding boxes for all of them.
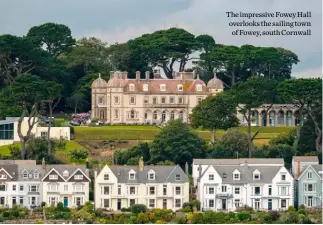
[117,199,121,210]
[222,199,227,210]
[64,197,68,207]
[268,199,272,210]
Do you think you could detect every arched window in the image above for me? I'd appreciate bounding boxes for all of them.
[170,111,175,120]
[153,111,158,120]
[179,111,183,121]
[269,111,276,126]
[277,111,284,125]
[251,111,259,126]
[261,111,267,126]
[162,111,166,122]
[286,111,292,126]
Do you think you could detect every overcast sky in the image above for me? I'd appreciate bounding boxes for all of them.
[0,0,321,78]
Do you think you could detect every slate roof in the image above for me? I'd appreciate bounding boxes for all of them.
[209,165,283,184]
[193,158,284,165]
[0,160,89,181]
[0,164,18,181]
[311,165,323,179]
[292,156,319,163]
[108,165,188,184]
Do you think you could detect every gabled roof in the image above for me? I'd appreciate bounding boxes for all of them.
[193,158,284,165]
[293,156,319,163]
[66,168,91,182]
[42,168,66,181]
[298,165,322,180]
[202,165,283,184]
[107,165,188,184]
[0,165,18,181]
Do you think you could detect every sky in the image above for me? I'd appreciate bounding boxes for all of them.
[0,0,322,78]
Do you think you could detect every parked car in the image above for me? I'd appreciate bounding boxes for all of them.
[70,120,80,126]
[96,121,103,126]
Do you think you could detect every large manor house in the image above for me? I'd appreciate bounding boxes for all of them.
[91,70,300,126]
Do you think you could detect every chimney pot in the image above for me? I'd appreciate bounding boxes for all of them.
[42,158,46,170]
[297,160,301,178]
[139,156,144,171]
[185,162,189,175]
[136,71,141,81]
[145,71,150,80]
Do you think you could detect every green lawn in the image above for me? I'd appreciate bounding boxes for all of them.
[74,125,293,141]
[0,141,86,160]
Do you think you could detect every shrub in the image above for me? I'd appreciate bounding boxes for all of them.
[121,207,130,212]
[35,219,44,224]
[182,202,193,209]
[57,202,64,211]
[268,211,280,221]
[237,211,251,221]
[191,212,204,224]
[70,149,88,161]
[136,212,149,223]
[176,215,187,224]
[183,206,192,212]
[41,202,46,207]
[0,217,4,222]
[298,209,308,216]
[156,219,165,224]
[288,205,296,212]
[191,200,201,211]
[130,204,147,214]
[299,204,305,210]
[2,211,9,218]
[105,219,116,224]
[99,218,106,224]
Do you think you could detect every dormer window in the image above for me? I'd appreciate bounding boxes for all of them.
[196,84,202,91]
[209,174,214,181]
[0,174,7,179]
[33,171,40,179]
[160,84,166,91]
[129,84,135,91]
[177,85,183,91]
[143,84,148,91]
[74,175,83,180]
[129,173,135,180]
[104,174,109,180]
[22,170,28,179]
[233,173,240,180]
[253,169,260,180]
[148,172,155,180]
[63,170,69,177]
[222,173,227,178]
[49,175,58,180]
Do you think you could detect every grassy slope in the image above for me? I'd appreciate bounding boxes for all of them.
[74,125,293,141]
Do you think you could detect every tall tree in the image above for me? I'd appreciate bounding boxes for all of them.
[277,78,322,152]
[128,28,198,78]
[231,76,278,158]
[149,119,206,165]
[2,75,48,159]
[44,81,63,155]
[27,23,75,57]
[0,35,50,86]
[190,92,239,143]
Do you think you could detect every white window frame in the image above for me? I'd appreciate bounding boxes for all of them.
[148,173,155,180]
[143,84,148,92]
[129,96,136,105]
[62,171,69,177]
[104,174,109,180]
[196,84,202,91]
[177,85,183,91]
[160,84,166,91]
[49,174,58,180]
[234,187,240,194]
[129,173,135,180]
[209,199,214,208]
[307,171,312,179]
[209,174,214,181]
[74,175,83,180]
[175,186,181,195]
[253,173,260,180]
[129,84,135,91]
[208,187,214,194]
[233,173,240,180]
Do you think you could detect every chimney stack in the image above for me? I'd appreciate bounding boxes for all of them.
[110,71,115,79]
[244,159,248,170]
[185,162,189,175]
[145,71,150,80]
[198,164,202,180]
[297,160,301,178]
[86,158,89,169]
[42,158,45,170]
[153,68,161,79]
[139,156,144,171]
[136,71,141,81]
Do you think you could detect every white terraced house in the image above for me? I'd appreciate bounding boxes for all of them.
[0,160,90,208]
[94,157,189,211]
[195,158,294,212]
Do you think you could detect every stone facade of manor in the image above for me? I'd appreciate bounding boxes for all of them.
[91,70,299,126]
[91,70,224,125]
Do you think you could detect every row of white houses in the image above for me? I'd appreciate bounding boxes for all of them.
[0,157,321,212]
